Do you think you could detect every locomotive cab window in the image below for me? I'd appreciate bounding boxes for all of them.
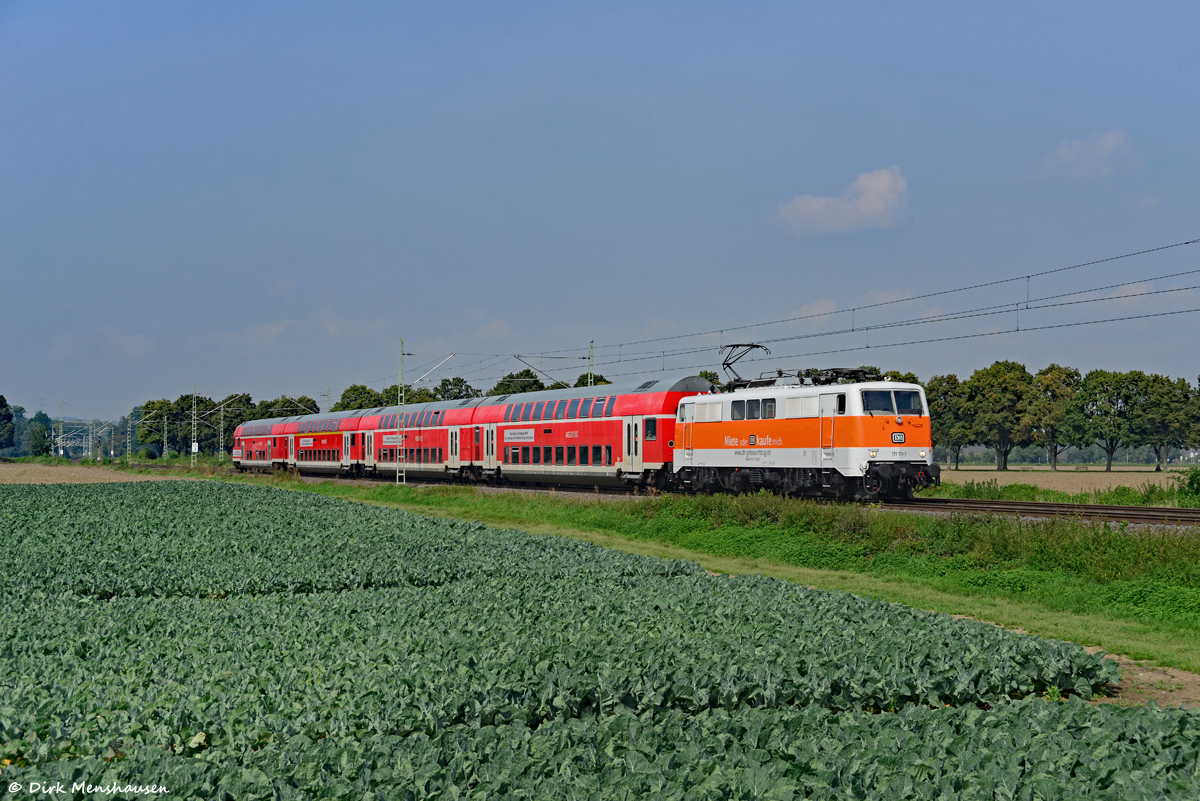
[895,391,924,415]
[837,394,846,414]
[862,391,894,415]
[730,400,745,420]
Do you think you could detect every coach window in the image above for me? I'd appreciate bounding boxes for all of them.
[531,445,541,464]
[605,445,613,466]
[543,446,552,464]
[593,397,606,418]
[644,418,657,441]
[837,394,847,414]
[895,391,924,416]
[555,445,564,465]
[731,400,746,420]
[592,445,602,465]
[566,399,580,419]
[532,401,545,421]
[604,397,616,417]
[553,400,566,420]
[521,404,533,422]
[475,427,480,444]
[578,398,592,418]
[762,398,776,419]
[634,424,639,456]
[521,446,530,464]
[747,399,760,420]
[567,446,576,465]
[504,405,512,423]
[579,445,589,465]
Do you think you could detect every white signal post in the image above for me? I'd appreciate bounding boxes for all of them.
[398,338,405,486]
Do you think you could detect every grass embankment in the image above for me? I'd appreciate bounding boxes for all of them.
[920,474,1200,507]
[191,471,1200,673]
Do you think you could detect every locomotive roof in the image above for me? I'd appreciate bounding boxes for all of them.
[241,372,715,428]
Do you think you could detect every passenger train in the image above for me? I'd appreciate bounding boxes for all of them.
[233,370,941,499]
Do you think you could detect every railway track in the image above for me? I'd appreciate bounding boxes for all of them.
[887,497,1200,527]
[132,462,1200,526]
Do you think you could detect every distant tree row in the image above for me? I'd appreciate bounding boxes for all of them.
[329,371,612,411]
[0,396,54,458]
[924,362,1199,471]
[132,393,321,457]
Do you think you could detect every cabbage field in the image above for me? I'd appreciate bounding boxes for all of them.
[2,482,1199,799]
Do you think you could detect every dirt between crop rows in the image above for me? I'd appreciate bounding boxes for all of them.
[939,466,1182,494]
[0,462,186,484]
[941,613,1199,708]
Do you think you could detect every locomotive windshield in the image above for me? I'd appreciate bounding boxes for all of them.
[862,391,894,414]
[894,390,924,415]
[862,390,925,416]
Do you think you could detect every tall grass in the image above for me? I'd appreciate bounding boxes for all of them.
[921,474,1200,508]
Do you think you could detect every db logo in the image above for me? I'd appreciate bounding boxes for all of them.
[891,432,905,444]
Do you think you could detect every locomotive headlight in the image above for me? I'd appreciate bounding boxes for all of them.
[869,449,877,458]
[920,451,927,458]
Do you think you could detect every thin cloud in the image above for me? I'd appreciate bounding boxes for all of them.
[777,167,907,235]
[475,319,510,339]
[1036,129,1131,179]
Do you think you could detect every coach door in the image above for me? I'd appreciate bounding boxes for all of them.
[819,394,837,460]
[364,432,375,469]
[682,404,694,463]
[342,433,351,469]
[483,423,497,470]
[288,435,295,466]
[449,428,461,469]
[626,416,644,473]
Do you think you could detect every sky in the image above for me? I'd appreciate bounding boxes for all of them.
[2,2,1198,420]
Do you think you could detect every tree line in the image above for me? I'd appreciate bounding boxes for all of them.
[125,371,612,457]
[0,397,55,457]
[924,362,1198,471]
[328,370,611,411]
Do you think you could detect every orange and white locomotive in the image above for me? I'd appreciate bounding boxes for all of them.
[672,369,940,498]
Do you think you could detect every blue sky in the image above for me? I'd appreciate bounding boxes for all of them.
[2,2,1198,419]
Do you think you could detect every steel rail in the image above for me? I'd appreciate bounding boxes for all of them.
[885,497,1200,526]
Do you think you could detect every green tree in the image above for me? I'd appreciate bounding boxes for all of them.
[488,369,545,396]
[252,395,322,419]
[1024,364,1082,471]
[137,399,173,456]
[698,370,720,385]
[0,395,14,450]
[966,360,1033,470]
[1134,374,1191,471]
[1065,369,1141,472]
[29,421,50,457]
[380,384,436,405]
[331,384,384,411]
[925,374,971,469]
[883,370,921,384]
[573,373,612,388]
[433,377,482,400]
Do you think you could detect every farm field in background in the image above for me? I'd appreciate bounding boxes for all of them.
[5,481,1200,798]
[937,465,1183,492]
